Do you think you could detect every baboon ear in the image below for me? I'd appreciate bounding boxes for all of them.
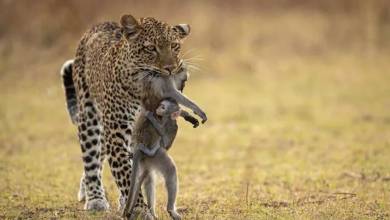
[173,24,190,39]
[120,14,141,39]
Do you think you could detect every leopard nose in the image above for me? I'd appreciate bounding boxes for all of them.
[163,64,176,74]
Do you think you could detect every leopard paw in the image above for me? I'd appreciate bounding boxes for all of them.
[84,198,110,211]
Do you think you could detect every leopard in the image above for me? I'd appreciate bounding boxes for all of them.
[60,14,207,218]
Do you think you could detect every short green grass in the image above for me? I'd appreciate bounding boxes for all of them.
[1,53,389,219]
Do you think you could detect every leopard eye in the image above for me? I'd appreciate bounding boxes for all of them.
[145,45,156,52]
[171,42,180,51]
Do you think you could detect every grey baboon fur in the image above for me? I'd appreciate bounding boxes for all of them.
[123,98,198,220]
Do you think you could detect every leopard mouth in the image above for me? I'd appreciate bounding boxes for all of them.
[163,62,183,76]
[139,62,184,76]
[172,61,185,75]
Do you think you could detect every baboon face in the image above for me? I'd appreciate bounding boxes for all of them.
[156,100,181,120]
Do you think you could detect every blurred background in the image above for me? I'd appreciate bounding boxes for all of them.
[1,0,390,219]
[1,0,390,77]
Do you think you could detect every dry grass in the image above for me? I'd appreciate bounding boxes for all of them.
[1,0,390,219]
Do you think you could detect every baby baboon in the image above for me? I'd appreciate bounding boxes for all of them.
[123,98,199,220]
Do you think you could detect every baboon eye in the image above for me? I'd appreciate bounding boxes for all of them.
[171,42,180,51]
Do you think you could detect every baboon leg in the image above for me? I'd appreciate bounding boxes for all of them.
[144,174,156,217]
[154,149,181,220]
[123,151,148,218]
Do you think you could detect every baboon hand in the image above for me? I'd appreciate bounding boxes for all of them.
[192,119,199,128]
[194,109,207,123]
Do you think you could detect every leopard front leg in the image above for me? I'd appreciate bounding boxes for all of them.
[76,104,109,211]
[102,119,152,218]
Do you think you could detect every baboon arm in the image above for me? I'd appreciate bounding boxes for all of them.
[138,142,161,157]
[180,110,199,128]
[145,111,165,136]
[164,78,207,123]
[145,112,170,148]
[180,110,191,117]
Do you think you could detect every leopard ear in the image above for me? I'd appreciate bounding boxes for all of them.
[120,14,141,39]
[173,24,190,39]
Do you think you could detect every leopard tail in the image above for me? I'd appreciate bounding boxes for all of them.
[60,59,77,124]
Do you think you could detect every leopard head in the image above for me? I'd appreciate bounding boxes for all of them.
[120,14,190,76]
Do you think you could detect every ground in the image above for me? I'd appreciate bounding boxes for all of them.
[0,51,389,219]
